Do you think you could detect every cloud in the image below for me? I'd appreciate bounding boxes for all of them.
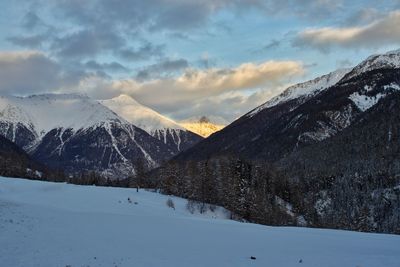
[82,60,305,119]
[8,0,349,63]
[21,11,43,30]
[293,10,400,51]
[0,51,304,122]
[135,58,189,81]
[84,60,129,73]
[52,29,125,59]
[343,8,383,26]
[0,51,86,95]
[118,42,165,61]
[8,34,47,48]
[54,0,231,32]
[238,0,343,21]
[169,87,289,122]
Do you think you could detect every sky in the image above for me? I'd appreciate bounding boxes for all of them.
[1,0,400,123]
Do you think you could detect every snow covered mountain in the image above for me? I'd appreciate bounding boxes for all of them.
[342,49,400,82]
[101,95,202,152]
[0,94,176,178]
[168,49,400,233]
[247,68,351,117]
[179,116,227,137]
[177,48,400,162]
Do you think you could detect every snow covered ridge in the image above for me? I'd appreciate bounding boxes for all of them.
[101,95,202,151]
[0,93,126,136]
[247,49,400,118]
[1,176,400,267]
[247,68,351,117]
[343,49,400,81]
[101,94,184,133]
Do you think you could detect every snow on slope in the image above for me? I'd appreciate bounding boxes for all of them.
[343,49,400,81]
[179,116,227,137]
[101,94,184,134]
[349,83,400,112]
[101,95,202,151]
[1,176,400,267]
[248,68,351,117]
[0,94,124,136]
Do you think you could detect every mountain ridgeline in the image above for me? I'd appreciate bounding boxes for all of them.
[0,94,202,179]
[155,49,400,234]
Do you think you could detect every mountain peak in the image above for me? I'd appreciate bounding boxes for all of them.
[179,116,227,138]
[247,68,351,117]
[101,96,184,133]
[26,93,90,100]
[343,48,400,81]
[0,94,123,135]
[112,94,139,104]
[101,96,202,152]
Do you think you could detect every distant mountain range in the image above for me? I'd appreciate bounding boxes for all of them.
[0,93,202,179]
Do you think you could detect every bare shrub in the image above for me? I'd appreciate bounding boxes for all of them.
[166,198,175,210]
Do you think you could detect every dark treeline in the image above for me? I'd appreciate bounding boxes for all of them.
[153,155,400,234]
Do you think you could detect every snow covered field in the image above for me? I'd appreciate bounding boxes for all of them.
[1,177,399,267]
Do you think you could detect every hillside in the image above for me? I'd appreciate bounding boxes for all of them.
[1,176,399,267]
[0,135,44,179]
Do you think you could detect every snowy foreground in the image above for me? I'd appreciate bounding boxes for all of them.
[1,177,399,267]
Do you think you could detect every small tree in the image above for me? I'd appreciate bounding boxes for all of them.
[133,158,147,192]
[166,198,175,210]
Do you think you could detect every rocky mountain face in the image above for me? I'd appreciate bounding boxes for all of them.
[0,94,176,179]
[157,49,400,234]
[101,95,202,153]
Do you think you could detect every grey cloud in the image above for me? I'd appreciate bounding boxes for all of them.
[13,0,350,62]
[234,0,343,21]
[343,8,383,26]
[0,52,86,96]
[52,29,125,59]
[253,39,282,54]
[118,42,165,61]
[135,58,189,81]
[8,34,47,48]
[53,0,344,36]
[293,10,400,52]
[84,60,129,73]
[167,32,192,41]
[22,11,43,30]
[264,39,281,50]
